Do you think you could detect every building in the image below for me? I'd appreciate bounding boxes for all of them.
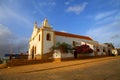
[28,19,111,61]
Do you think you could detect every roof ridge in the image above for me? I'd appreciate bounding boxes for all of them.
[54,31,93,41]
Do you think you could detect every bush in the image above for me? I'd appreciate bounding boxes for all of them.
[75,44,93,54]
[51,42,73,53]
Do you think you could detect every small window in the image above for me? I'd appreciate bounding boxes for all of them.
[97,49,100,52]
[73,41,75,46]
[46,33,51,41]
[103,49,105,52]
[39,34,40,41]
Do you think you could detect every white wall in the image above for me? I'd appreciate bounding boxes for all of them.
[29,31,42,55]
[36,31,42,54]
[61,53,74,58]
[53,50,61,58]
[97,44,108,55]
[43,31,54,54]
[55,35,95,56]
[55,35,94,46]
[53,50,74,58]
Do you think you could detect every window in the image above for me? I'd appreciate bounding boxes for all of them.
[97,49,100,52]
[46,33,51,41]
[39,34,40,41]
[73,41,75,46]
[103,49,105,52]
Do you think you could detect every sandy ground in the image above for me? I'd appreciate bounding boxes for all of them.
[0,56,120,80]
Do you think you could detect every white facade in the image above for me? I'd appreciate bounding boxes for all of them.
[43,30,55,54]
[29,19,55,60]
[28,19,111,60]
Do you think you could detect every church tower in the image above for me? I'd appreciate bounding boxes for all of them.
[28,19,55,60]
[40,19,55,59]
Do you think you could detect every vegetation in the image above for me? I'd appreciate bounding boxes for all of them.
[51,42,73,53]
[74,44,93,54]
[51,42,93,54]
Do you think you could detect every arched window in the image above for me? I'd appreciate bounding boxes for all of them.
[46,33,51,41]
[39,34,40,41]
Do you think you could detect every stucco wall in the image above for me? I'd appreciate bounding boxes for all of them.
[61,53,74,58]
[55,35,95,56]
[29,31,42,55]
[36,31,42,54]
[43,30,54,54]
[55,35,96,46]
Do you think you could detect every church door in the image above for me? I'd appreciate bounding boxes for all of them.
[31,47,34,59]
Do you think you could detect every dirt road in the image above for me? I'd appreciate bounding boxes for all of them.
[0,56,120,80]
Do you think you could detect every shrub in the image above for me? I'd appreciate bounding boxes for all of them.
[75,44,93,54]
[51,42,73,53]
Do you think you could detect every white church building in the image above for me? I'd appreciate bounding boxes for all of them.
[28,19,111,61]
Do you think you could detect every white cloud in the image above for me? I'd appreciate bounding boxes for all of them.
[64,0,74,5]
[86,12,120,47]
[65,2,88,15]
[95,16,114,25]
[95,10,117,20]
[0,24,28,57]
[93,10,120,28]
[32,0,56,16]
[0,24,16,44]
[0,24,11,35]
[65,2,70,5]
[33,2,54,16]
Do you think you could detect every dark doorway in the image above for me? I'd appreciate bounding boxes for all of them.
[108,50,111,56]
[31,46,34,59]
[74,51,77,58]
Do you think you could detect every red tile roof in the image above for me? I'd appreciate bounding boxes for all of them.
[54,31,93,41]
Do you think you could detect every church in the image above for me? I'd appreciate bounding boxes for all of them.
[28,19,111,61]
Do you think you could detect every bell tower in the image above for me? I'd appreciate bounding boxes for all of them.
[40,18,55,59]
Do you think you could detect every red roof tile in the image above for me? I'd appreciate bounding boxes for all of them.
[54,31,93,41]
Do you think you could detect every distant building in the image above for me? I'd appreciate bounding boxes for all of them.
[28,19,112,61]
[116,48,120,55]
[104,43,115,49]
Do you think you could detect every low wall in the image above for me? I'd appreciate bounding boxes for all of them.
[53,50,109,62]
[61,53,74,58]
[7,59,53,67]
[6,51,109,67]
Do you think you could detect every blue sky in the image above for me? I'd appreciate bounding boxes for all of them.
[0,0,120,55]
